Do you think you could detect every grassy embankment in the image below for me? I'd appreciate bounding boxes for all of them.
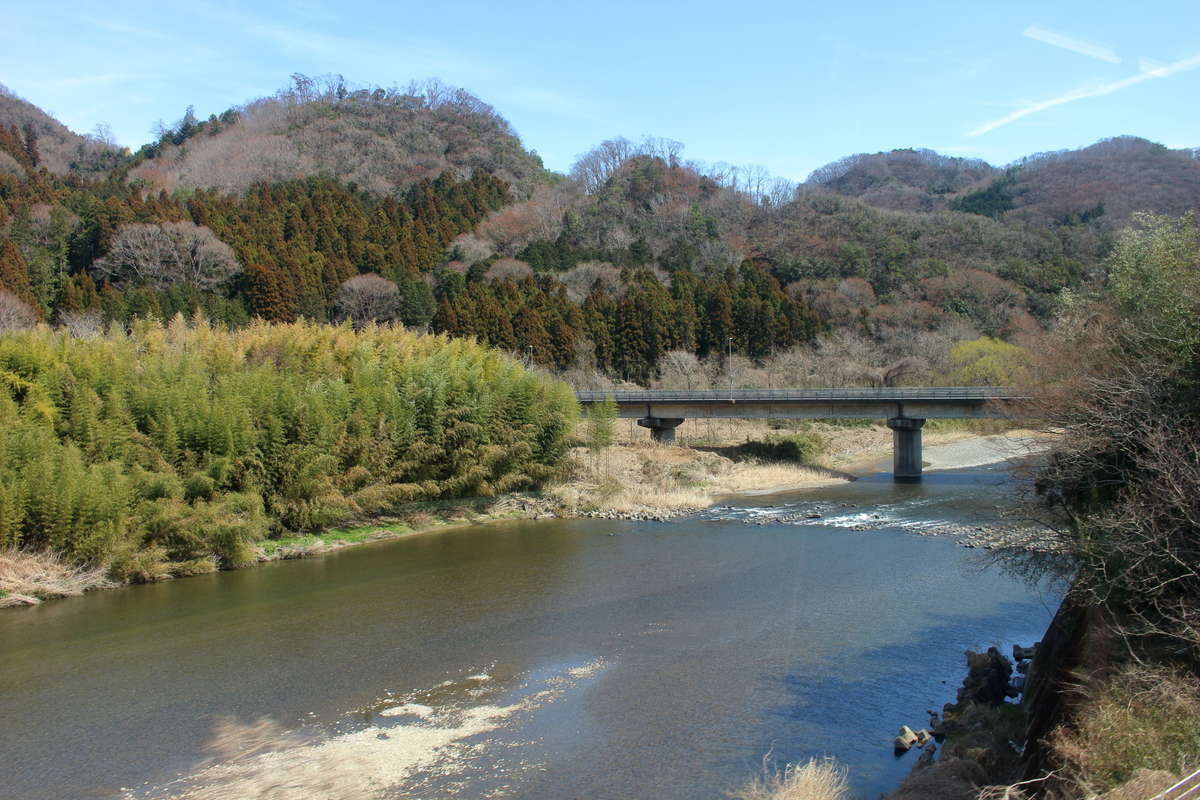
[0,317,576,605]
[551,414,1002,519]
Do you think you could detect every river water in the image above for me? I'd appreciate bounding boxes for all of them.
[0,457,1056,800]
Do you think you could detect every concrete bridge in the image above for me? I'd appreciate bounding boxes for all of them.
[575,387,1023,481]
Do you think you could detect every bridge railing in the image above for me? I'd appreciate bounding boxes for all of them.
[575,387,1022,404]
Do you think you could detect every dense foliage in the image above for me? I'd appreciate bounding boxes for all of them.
[0,319,577,576]
[1032,212,1200,651]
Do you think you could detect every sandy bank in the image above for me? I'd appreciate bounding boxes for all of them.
[553,423,1053,522]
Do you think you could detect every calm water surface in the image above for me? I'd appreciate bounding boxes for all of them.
[0,459,1057,799]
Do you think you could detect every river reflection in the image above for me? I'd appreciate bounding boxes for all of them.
[0,461,1056,800]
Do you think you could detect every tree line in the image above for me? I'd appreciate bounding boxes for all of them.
[0,125,822,381]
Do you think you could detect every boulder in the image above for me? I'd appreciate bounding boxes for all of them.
[894,725,919,752]
[1012,643,1038,661]
[954,647,1013,708]
[915,741,937,769]
[914,729,932,746]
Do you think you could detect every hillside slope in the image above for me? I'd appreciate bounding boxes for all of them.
[0,84,125,178]
[2,80,1200,389]
[805,148,998,212]
[809,136,1200,228]
[127,77,550,199]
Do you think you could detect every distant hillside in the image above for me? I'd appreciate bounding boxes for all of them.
[1005,136,1200,225]
[811,137,1200,228]
[0,84,125,178]
[127,76,551,199]
[2,80,1200,388]
[806,149,997,212]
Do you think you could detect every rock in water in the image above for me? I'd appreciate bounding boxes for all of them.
[915,741,937,769]
[1012,643,1038,661]
[954,647,1013,707]
[894,725,919,752]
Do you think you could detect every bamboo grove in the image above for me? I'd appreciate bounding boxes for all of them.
[0,319,577,577]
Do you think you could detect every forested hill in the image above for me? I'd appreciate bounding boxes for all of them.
[806,137,1200,226]
[0,84,125,178]
[127,76,550,199]
[1,75,1199,387]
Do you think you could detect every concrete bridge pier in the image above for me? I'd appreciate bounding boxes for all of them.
[638,416,685,443]
[887,416,926,481]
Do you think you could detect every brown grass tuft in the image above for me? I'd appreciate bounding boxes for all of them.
[0,549,114,606]
[730,757,850,800]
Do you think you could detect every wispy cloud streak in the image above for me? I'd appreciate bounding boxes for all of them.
[1023,25,1120,63]
[970,51,1200,136]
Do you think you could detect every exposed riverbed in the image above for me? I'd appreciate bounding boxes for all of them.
[0,448,1057,800]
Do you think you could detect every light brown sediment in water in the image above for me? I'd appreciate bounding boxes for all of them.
[138,659,610,800]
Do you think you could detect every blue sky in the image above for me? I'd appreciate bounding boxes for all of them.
[2,0,1198,181]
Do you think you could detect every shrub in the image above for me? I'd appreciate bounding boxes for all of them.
[738,431,826,464]
[1053,665,1200,792]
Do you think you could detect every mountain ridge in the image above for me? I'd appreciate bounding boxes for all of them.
[2,76,1198,386]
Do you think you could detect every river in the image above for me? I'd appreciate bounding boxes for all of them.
[0,455,1057,800]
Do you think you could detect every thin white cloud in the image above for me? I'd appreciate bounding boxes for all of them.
[188,1,490,84]
[1023,25,1120,64]
[970,51,1200,137]
[83,17,223,60]
[24,72,145,91]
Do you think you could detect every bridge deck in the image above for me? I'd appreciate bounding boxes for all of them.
[576,387,1018,404]
[576,387,1021,421]
[575,387,1024,480]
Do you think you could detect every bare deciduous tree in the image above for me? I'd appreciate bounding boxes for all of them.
[95,222,241,291]
[653,350,705,389]
[334,274,400,328]
[571,137,636,194]
[0,290,37,332]
[484,258,533,283]
[58,310,103,339]
[560,261,622,302]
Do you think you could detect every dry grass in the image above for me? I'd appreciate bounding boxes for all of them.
[610,417,984,469]
[730,757,850,800]
[560,416,1011,517]
[551,442,834,516]
[0,548,114,607]
[1051,664,1200,794]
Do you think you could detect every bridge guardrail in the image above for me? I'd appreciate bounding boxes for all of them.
[575,387,1024,404]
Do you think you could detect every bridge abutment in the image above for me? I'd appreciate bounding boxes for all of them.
[887,416,926,481]
[637,417,685,443]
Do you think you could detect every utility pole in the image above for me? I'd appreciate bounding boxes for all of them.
[727,336,734,402]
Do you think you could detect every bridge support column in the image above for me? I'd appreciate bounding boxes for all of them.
[887,416,926,482]
[637,417,685,443]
